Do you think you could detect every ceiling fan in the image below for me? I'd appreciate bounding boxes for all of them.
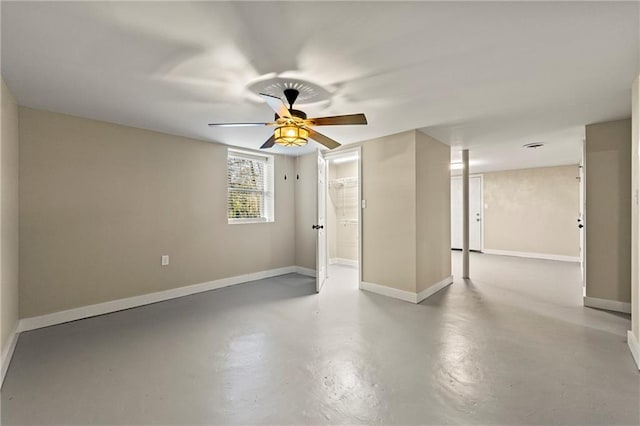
[208,88,367,150]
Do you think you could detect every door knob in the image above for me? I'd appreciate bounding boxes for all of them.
[312,225,324,230]
[578,224,584,229]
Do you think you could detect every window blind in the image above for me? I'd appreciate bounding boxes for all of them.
[227,149,274,222]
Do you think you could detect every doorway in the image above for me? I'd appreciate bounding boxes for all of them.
[451,175,483,251]
[319,149,361,291]
[450,165,583,307]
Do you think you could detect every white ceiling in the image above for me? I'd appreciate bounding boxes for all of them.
[449,126,584,175]
[2,1,638,171]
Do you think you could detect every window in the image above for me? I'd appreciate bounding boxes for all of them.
[227,149,274,224]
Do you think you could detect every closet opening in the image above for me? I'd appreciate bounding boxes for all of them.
[325,149,361,288]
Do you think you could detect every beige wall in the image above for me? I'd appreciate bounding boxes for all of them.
[585,118,632,304]
[294,153,317,271]
[416,132,451,292]
[18,113,453,318]
[19,108,296,318]
[296,130,452,295]
[362,131,417,292]
[483,166,580,257]
[1,79,20,354]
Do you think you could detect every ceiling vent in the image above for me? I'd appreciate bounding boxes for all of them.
[523,142,545,149]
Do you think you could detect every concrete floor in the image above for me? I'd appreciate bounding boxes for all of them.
[2,253,639,425]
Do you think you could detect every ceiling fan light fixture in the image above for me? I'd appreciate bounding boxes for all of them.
[274,125,308,147]
[209,88,367,150]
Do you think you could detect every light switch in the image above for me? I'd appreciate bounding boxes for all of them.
[161,255,169,266]
[362,199,367,208]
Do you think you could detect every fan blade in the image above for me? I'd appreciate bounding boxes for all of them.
[208,122,275,127]
[260,134,276,149]
[308,128,341,150]
[305,113,367,126]
[260,93,291,119]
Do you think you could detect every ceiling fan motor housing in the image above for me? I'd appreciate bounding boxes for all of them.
[276,109,307,121]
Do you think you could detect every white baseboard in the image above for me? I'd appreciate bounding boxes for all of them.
[628,331,640,370]
[583,296,632,314]
[361,275,454,304]
[1,323,20,387]
[18,266,304,333]
[329,258,358,268]
[482,249,580,263]
[416,276,454,303]
[360,281,417,303]
[295,266,316,277]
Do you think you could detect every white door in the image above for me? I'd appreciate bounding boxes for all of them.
[579,139,586,286]
[316,151,328,292]
[451,176,483,250]
[469,177,482,250]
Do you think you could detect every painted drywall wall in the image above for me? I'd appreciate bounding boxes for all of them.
[483,166,580,257]
[585,118,632,304]
[294,153,317,271]
[19,108,295,318]
[416,132,451,292]
[362,131,417,292]
[1,78,20,356]
[328,160,358,262]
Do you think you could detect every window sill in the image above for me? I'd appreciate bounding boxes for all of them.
[228,218,274,225]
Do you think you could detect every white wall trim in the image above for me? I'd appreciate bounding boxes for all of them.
[583,296,632,314]
[361,276,454,304]
[295,266,316,277]
[329,258,358,268]
[483,249,580,263]
[18,266,305,333]
[628,331,640,370]
[360,281,417,303]
[416,276,454,303]
[1,323,20,387]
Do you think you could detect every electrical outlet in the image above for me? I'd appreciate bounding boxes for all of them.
[161,255,169,266]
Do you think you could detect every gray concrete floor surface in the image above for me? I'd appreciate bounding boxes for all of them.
[1,252,639,425]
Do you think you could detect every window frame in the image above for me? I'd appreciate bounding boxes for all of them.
[227,148,275,225]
